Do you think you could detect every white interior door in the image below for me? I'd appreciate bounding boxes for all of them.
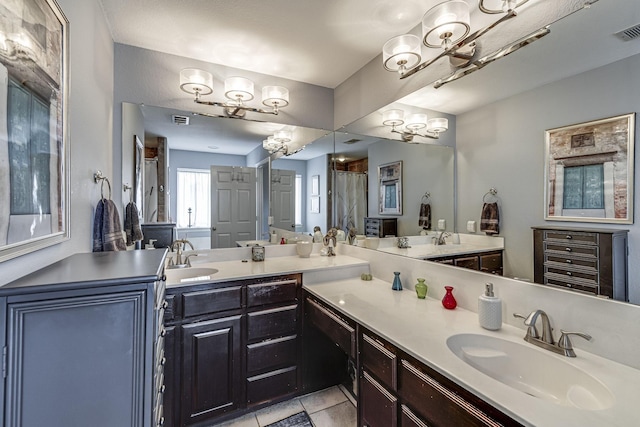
[271,169,296,232]
[210,166,257,248]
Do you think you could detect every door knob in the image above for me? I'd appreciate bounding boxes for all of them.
[212,226,217,231]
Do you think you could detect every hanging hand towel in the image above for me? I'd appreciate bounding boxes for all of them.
[124,202,144,246]
[480,202,500,235]
[418,203,431,229]
[92,199,127,252]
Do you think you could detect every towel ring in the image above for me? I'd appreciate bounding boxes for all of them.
[101,178,112,200]
[483,188,498,203]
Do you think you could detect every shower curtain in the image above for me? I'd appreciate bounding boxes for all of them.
[334,171,367,234]
[144,158,158,222]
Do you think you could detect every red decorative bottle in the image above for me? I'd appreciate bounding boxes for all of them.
[442,286,457,309]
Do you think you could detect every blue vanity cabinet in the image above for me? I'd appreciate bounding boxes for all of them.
[0,250,167,427]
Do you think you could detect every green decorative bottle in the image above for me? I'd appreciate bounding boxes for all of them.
[415,278,428,299]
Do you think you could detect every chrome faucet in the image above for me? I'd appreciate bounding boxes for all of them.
[168,239,195,268]
[513,310,591,357]
[433,230,450,245]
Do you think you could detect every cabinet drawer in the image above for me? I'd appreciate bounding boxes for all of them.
[544,277,599,295]
[247,335,298,375]
[545,254,598,271]
[401,405,429,427]
[545,266,598,283]
[545,230,598,245]
[361,333,397,391]
[247,366,297,404]
[305,298,356,358]
[182,285,242,318]
[247,304,298,342]
[247,279,298,307]
[399,360,502,427]
[361,371,398,427]
[479,252,503,275]
[454,256,479,270]
[544,243,598,258]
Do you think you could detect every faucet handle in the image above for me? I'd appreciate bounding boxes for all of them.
[185,253,199,267]
[557,330,592,357]
[513,313,539,339]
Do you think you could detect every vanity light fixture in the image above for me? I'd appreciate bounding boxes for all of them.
[262,129,303,156]
[179,68,290,118]
[383,0,528,80]
[382,109,448,142]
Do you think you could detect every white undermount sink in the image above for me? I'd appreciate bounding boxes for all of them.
[165,267,219,284]
[446,333,614,410]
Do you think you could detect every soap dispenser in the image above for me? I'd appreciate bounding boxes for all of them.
[478,282,502,330]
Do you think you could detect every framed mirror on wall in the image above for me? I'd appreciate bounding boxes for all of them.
[544,113,635,224]
[0,0,70,262]
[378,161,402,215]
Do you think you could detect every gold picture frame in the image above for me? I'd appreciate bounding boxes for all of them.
[544,113,635,224]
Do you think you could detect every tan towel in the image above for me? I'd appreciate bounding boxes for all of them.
[480,202,500,235]
[419,203,431,229]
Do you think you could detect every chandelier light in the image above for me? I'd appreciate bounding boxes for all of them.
[382,0,534,80]
[179,68,290,118]
[382,109,448,142]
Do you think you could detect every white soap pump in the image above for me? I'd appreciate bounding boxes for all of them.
[478,282,502,330]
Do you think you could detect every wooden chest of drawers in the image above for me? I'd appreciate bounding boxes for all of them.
[532,227,628,301]
[364,217,398,237]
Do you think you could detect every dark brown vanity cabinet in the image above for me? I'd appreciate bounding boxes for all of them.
[163,274,302,427]
[364,217,398,237]
[532,227,628,300]
[430,250,503,276]
[358,329,523,427]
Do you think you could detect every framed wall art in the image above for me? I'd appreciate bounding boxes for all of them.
[544,113,635,224]
[378,160,402,215]
[0,0,70,261]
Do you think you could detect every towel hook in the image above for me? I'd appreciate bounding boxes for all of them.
[421,192,431,203]
[483,187,498,203]
[124,184,133,203]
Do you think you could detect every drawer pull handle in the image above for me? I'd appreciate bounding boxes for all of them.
[160,357,166,366]
[565,247,572,252]
[566,235,572,239]
[567,272,572,276]
[160,384,166,393]
[160,329,166,337]
[162,300,168,309]
[567,284,572,288]
[566,259,572,264]
[158,416,165,426]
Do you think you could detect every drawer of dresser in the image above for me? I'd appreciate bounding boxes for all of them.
[182,285,242,318]
[544,276,599,295]
[544,242,598,258]
[544,230,598,245]
[247,304,298,342]
[545,254,598,271]
[247,334,298,375]
[361,333,397,391]
[247,279,298,307]
[545,266,598,282]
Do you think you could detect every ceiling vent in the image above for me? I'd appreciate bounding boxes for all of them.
[343,138,361,144]
[614,23,640,42]
[172,114,190,125]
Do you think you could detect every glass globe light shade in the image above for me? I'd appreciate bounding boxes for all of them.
[405,113,428,131]
[422,0,470,49]
[382,34,422,74]
[427,118,449,133]
[179,68,213,95]
[382,109,405,127]
[262,86,290,108]
[225,77,255,102]
[274,130,292,143]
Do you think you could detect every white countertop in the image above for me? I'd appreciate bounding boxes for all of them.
[304,277,640,427]
[165,253,369,286]
[377,241,504,259]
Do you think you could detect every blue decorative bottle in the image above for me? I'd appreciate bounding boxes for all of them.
[392,272,403,291]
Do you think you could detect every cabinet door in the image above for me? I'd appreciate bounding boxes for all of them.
[162,326,177,427]
[5,291,148,427]
[454,256,480,270]
[360,371,398,427]
[181,315,242,426]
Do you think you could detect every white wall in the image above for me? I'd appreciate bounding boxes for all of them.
[457,53,640,302]
[367,141,455,237]
[305,154,329,232]
[0,0,114,285]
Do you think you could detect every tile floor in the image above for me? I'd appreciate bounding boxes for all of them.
[213,385,357,427]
